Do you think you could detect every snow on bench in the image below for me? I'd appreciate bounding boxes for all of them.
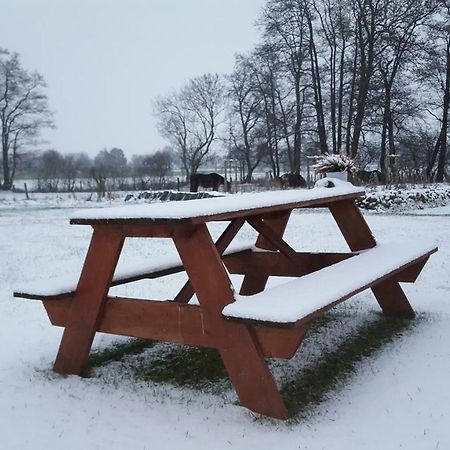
[222,241,437,327]
[14,242,253,300]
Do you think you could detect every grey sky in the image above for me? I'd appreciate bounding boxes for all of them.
[1,0,267,156]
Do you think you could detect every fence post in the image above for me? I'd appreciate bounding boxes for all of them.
[24,183,30,200]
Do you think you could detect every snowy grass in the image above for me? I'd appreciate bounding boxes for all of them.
[281,315,419,420]
[83,312,421,423]
[1,195,449,449]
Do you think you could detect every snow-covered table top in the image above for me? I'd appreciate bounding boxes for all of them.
[71,180,365,224]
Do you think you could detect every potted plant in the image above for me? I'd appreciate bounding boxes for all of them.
[312,153,356,181]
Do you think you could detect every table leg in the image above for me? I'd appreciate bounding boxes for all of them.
[240,211,291,295]
[174,224,288,419]
[53,227,124,375]
[328,199,376,251]
[371,280,415,319]
[329,200,415,318]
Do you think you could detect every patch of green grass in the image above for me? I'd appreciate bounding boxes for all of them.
[84,338,154,376]
[86,339,229,392]
[281,315,421,421]
[136,347,228,389]
[82,313,425,421]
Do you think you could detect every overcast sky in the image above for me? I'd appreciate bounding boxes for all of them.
[0,0,267,157]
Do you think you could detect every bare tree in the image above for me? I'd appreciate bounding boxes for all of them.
[0,49,53,190]
[313,0,354,153]
[397,127,436,181]
[305,2,330,155]
[375,0,435,173]
[227,55,266,182]
[421,1,450,181]
[261,0,311,170]
[154,73,224,179]
[143,148,173,185]
[251,44,296,178]
[93,147,128,189]
[37,149,64,192]
[347,0,384,158]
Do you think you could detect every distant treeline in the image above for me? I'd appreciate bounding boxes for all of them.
[16,147,175,194]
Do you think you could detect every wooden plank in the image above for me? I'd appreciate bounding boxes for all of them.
[174,218,245,303]
[251,211,292,251]
[328,199,376,251]
[225,251,357,277]
[254,323,309,359]
[70,217,193,227]
[101,298,210,347]
[371,281,415,319]
[14,291,75,301]
[247,217,303,267]
[240,211,291,296]
[43,297,72,325]
[113,223,188,238]
[43,296,308,359]
[173,224,288,419]
[391,257,429,283]
[52,226,125,375]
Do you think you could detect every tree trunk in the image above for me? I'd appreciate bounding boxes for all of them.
[293,78,303,173]
[337,40,346,153]
[345,42,358,156]
[308,12,328,154]
[380,107,388,174]
[436,39,450,182]
[1,128,12,190]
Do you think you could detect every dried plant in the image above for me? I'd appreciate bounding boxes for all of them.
[312,153,357,174]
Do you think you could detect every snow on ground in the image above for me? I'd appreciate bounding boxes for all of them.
[0,194,449,449]
[409,203,450,216]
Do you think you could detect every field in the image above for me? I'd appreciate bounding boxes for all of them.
[1,192,449,449]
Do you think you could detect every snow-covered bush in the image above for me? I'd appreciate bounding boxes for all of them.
[358,185,450,211]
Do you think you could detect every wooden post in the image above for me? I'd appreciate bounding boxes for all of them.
[53,227,124,375]
[24,183,30,200]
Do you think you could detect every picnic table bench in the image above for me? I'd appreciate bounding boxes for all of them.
[14,180,437,419]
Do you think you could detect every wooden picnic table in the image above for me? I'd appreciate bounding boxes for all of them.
[14,181,437,419]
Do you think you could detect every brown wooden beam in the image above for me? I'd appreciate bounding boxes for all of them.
[240,211,291,296]
[173,219,245,303]
[43,296,308,359]
[391,257,429,283]
[53,227,125,375]
[328,199,376,251]
[371,281,415,319]
[246,217,300,268]
[225,251,357,277]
